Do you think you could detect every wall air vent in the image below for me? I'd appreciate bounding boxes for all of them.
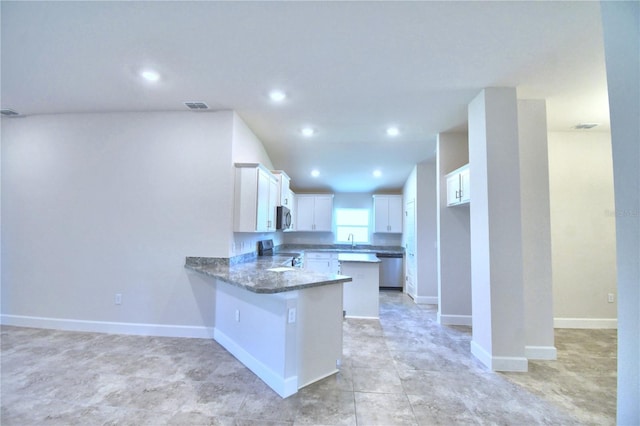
[574,123,599,130]
[0,109,20,117]
[184,102,209,111]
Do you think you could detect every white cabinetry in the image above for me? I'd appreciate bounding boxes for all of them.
[287,189,296,231]
[295,194,334,232]
[234,163,278,232]
[304,252,339,274]
[373,195,403,233]
[340,262,379,319]
[272,170,293,208]
[446,164,470,206]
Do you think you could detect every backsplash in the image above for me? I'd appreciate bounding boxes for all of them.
[282,231,402,247]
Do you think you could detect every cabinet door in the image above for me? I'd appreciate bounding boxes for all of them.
[313,195,334,231]
[268,176,278,231]
[387,196,403,234]
[286,190,296,231]
[387,196,403,233]
[459,167,470,204]
[256,169,271,231]
[305,252,333,273]
[446,174,461,206]
[295,196,315,231]
[373,197,390,233]
[279,175,291,206]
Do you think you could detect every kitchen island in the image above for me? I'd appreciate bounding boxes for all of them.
[185,255,351,398]
[338,253,381,319]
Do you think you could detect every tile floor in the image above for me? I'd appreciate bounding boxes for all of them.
[1,291,616,425]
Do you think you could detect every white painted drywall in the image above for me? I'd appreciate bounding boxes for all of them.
[436,132,471,323]
[416,160,438,304]
[601,1,639,421]
[518,100,555,358]
[548,131,617,322]
[232,111,274,169]
[1,111,236,333]
[469,88,526,370]
[402,162,438,304]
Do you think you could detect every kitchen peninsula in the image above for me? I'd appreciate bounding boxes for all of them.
[185,255,351,398]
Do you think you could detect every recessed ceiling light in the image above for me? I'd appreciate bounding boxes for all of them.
[140,69,160,82]
[269,90,286,102]
[311,169,320,178]
[373,169,382,178]
[301,127,315,137]
[386,126,399,137]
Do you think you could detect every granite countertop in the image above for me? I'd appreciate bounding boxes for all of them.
[185,255,351,294]
[337,253,381,263]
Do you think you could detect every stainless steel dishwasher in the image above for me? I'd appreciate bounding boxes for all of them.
[377,253,404,290]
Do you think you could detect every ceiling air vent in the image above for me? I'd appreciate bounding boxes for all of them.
[574,123,599,130]
[184,102,209,111]
[0,109,20,117]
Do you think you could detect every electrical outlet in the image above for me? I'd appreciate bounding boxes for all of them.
[235,309,240,322]
[608,293,615,303]
[288,308,296,324]
[114,293,122,305]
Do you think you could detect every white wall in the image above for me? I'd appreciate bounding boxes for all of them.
[232,112,274,169]
[548,131,617,325]
[416,160,438,304]
[436,132,471,324]
[469,88,526,371]
[1,111,239,335]
[518,100,555,359]
[601,1,640,421]
[403,162,438,304]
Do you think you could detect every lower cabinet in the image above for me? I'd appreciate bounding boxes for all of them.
[340,261,380,319]
[304,252,339,274]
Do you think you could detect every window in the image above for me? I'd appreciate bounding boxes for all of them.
[335,208,369,244]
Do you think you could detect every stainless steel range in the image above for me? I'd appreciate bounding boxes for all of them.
[257,239,302,267]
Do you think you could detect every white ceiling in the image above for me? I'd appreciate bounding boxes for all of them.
[1,1,610,193]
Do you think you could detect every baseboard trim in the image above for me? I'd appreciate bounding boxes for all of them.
[471,340,528,372]
[213,327,298,398]
[0,314,214,339]
[525,345,557,360]
[554,317,618,329]
[438,313,472,326]
[412,296,438,305]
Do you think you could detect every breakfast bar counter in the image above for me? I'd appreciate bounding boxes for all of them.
[185,255,351,398]
[185,255,350,293]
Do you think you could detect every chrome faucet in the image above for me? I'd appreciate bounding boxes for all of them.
[348,233,355,249]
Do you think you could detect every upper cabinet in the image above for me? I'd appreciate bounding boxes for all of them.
[234,163,279,232]
[271,170,293,208]
[446,164,470,206]
[373,195,403,233]
[295,194,334,232]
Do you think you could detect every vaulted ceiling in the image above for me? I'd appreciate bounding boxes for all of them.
[1,1,610,192]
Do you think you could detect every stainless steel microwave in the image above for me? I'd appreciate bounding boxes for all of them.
[276,206,292,230]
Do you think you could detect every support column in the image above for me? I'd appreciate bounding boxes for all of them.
[468,88,527,372]
[436,132,471,325]
[518,100,556,360]
[601,1,640,422]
